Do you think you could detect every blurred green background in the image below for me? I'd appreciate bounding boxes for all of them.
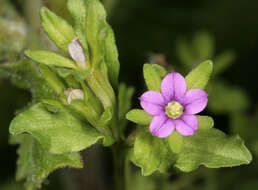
[1,0,258,189]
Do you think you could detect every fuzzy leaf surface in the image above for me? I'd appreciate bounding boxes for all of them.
[40,7,75,53]
[175,128,252,172]
[10,103,103,154]
[11,134,82,190]
[26,50,77,69]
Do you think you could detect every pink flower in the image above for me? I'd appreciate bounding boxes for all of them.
[140,72,208,138]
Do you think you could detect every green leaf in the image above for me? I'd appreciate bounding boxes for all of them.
[42,99,63,113]
[126,109,152,125]
[56,68,90,81]
[208,81,249,113]
[193,31,214,60]
[118,83,135,130]
[102,135,115,147]
[67,0,89,56]
[39,65,66,95]
[98,107,112,128]
[85,0,107,66]
[168,131,184,154]
[143,64,163,91]
[132,131,172,176]
[10,103,103,154]
[40,7,76,53]
[176,38,196,70]
[0,60,55,101]
[151,64,168,78]
[0,18,26,59]
[214,50,236,75]
[185,60,213,90]
[104,25,120,87]
[25,50,77,69]
[175,128,252,172]
[197,115,214,130]
[10,134,82,190]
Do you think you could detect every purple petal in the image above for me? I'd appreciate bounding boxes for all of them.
[140,91,166,116]
[180,114,198,131]
[182,89,208,114]
[150,116,175,138]
[161,72,187,102]
[174,119,195,136]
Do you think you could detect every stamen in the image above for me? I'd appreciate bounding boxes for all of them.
[165,101,184,119]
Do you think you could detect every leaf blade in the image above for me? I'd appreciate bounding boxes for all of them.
[26,50,77,69]
[185,60,213,90]
[175,128,252,172]
[10,103,103,154]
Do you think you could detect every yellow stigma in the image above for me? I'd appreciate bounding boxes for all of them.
[165,101,184,119]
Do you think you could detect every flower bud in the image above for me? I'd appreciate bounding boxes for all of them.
[68,38,86,69]
[64,88,85,104]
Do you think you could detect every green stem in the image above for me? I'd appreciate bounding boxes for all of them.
[112,143,127,190]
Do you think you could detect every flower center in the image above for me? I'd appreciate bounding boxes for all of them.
[165,101,184,119]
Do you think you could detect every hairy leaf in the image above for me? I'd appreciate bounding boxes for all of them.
[132,131,175,176]
[0,60,55,101]
[85,0,107,67]
[10,103,103,154]
[67,0,89,56]
[25,50,77,69]
[104,25,120,87]
[10,134,82,190]
[175,128,252,172]
[40,7,75,53]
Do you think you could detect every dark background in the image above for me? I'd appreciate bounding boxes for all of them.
[1,0,258,189]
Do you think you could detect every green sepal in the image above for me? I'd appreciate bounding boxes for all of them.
[10,134,82,190]
[40,7,76,53]
[25,50,77,69]
[185,60,213,90]
[10,103,104,154]
[197,115,214,130]
[175,128,252,172]
[126,109,152,126]
[168,131,184,154]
